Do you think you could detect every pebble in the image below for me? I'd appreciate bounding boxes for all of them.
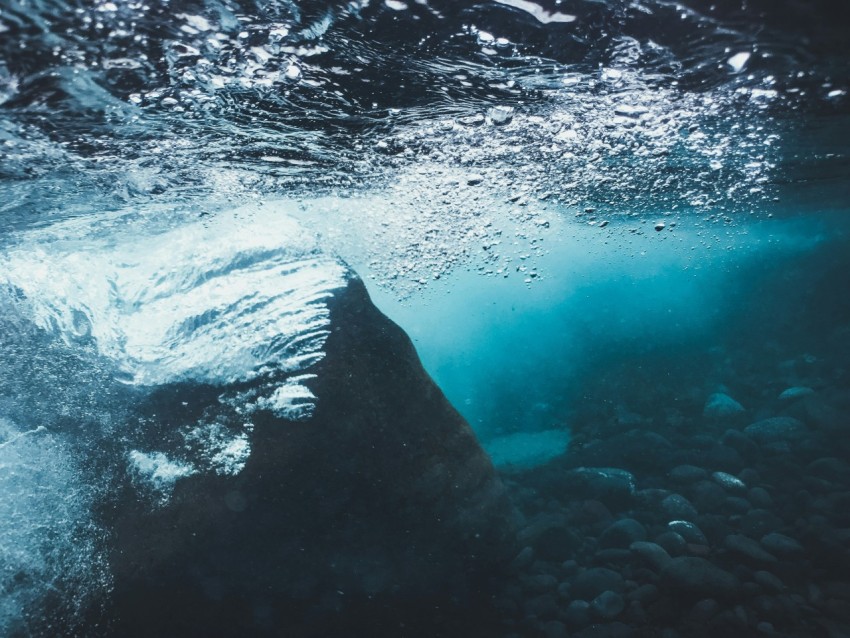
[667,520,708,545]
[660,556,740,599]
[562,467,636,508]
[703,393,745,419]
[563,599,591,628]
[724,534,778,564]
[689,480,727,511]
[748,487,773,508]
[754,570,785,593]
[600,518,647,549]
[669,465,707,484]
[778,386,814,401]
[744,417,807,443]
[711,471,747,493]
[661,494,699,521]
[591,590,626,619]
[572,567,626,600]
[760,532,804,556]
[630,541,672,572]
[654,531,688,556]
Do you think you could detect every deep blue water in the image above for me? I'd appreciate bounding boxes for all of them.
[1,0,849,636]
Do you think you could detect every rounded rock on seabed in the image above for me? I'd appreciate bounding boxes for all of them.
[667,520,708,545]
[571,567,627,600]
[600,518,648,549]
[689,480,727,511]
[724,534,778,564]
[754,570,785,593]
[703,393,745,419]
[661,494,699,521]
[591,590,626,619]
[542,620,569,638]
[654,531,687,556]
[778,386,814,401]
[760,532,804,556]
[712,471,747,493]
[630,541,672,572]
[660,556,740,599]
[563,599,591,628]
[669,465,708,484]
[744,417,807,443]
[748,487,773,509]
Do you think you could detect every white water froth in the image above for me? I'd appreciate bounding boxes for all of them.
[0,206,348,398]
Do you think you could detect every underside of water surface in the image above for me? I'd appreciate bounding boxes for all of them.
[1,0,849,636]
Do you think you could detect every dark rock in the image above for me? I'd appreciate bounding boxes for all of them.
[512,546,535,570]
[760,533,804,556]
[722,496,752,514]
[689,480,727,511]
[661,494,699,520]
[655,531,687,556]
[521,574,559,594]
[660,557,740,599]
[627,583,659,604]
[572,567,626,600]
[703,393,745,419]
[99,276,516,636]
[573,621,634,638]
[754,571,784,593]
[748,487,773,509]
[542,620,569,638]
[594,549,633,565]
[524,594,559,619]
[740,509,783,538]
[630,541,672,572]
[744,417,807,443]
[807,457,850,482]
[563,600,591,628]
[691,598,719,620]
[562,467,636,509]
[519,512,582,561]
[720,429,759,460]
[591,591,626,619]
[724,534,778,564]
[669,465,707,484]
[667,520,708,545]
[600,518,647,549]
[711,471,747,493]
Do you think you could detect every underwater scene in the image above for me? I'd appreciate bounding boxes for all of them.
[1,0,849,636]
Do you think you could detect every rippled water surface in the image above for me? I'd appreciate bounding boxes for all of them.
[1,0,849,635]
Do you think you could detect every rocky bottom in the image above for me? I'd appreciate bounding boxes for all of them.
[492,347,850,638]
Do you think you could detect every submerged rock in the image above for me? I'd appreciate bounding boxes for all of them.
[744,417,807,443]
[96,276,516,636]
[703,393,745,419]
[660,557,740,599]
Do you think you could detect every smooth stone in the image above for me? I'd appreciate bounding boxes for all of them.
[661,494,699,520]
[748,487,773,509]
[511,546,535,570]
[720,429,759,459]
[630,541,672,572]
[594,549,632,565]
[563,467,637,508]
[521,574,559,593]
[591,590,626,619]
[669,465,707,484]
[572,567,626,600]
[524,593,559,619]
[779,386,814,401]
[627,583,659,604]
[711,471,747,493]
[572,622,634,638]
[754,570,784,593]
[689,480,727,511]
[691,598,719,619]
[563,599,591,628]
[542,620,569,638]
[724,534,778,563]
[654,531,687,556]
[744,417,807,443]
[807,457,850,481]
[660,557,740,599]
[760,533,804,556]
[667,520,708,545]
[703,393,745,419]
[740,509,783,538]
[722,496,752,514]
[600,518,647,549]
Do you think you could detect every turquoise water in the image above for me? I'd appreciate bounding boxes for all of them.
[1,0,849,635]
